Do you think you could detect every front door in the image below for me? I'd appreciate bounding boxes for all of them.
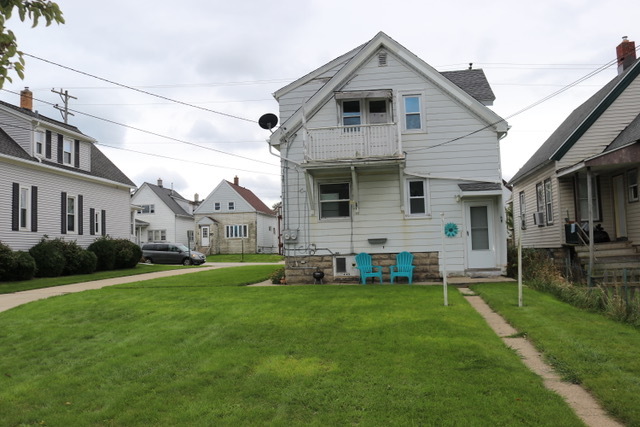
[612,174,627,239]
[465,201,496,269]
[201,226,210,247]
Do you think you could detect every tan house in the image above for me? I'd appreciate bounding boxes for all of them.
[509,38,640,281]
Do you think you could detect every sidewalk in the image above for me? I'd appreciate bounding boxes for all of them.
[0,263,274,313]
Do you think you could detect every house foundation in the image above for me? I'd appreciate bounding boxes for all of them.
[284,251,440,285]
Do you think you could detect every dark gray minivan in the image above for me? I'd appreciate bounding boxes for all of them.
[141,243,206,265]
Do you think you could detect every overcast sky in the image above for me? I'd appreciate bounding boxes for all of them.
[2,0,638,207]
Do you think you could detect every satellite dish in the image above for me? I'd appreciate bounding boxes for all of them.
[258,113,278,131]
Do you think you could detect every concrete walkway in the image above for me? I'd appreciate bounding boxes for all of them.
[0,263,275,313]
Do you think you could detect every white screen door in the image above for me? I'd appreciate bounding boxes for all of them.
[466,201,496,269]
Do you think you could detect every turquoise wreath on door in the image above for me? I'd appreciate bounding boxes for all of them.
[444,222,458,237]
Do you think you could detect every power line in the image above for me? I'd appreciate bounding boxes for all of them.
[1,88,278,167]
[23,52,256,123]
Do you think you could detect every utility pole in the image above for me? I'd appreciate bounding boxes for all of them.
[51,88,77,124]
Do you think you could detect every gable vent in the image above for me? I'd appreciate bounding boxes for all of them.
[378,52,387,67]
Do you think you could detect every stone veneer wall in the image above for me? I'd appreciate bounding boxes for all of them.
[284,252,440,285]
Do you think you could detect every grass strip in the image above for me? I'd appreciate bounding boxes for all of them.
[472,282,640,426]
[0,271,583,426]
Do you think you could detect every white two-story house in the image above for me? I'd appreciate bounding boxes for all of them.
[132,179,198,247]
[268,32,509,284]
[0,89,136,251]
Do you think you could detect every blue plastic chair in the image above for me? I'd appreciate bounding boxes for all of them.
[355,252,383,284]
[390,251,415,284]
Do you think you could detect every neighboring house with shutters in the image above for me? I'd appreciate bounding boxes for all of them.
[0,89,136,251]
[509,38,640,278]
[268,32,509,284]
[131,179,198,247]
[194,176,278,254]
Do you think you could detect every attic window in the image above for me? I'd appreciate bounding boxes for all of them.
[378,52,387,67]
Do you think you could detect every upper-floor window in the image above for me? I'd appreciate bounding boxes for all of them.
[403,95,423,131]
[339,97,391,128]
[228,202,235,210]
[63,138,73,165]
[407,179,429,216]
[628,168,638,203]
[342,100,362,126]
[319,182,350,219]
[34,130,44,156]
[214,202,221,211]
[138,204,155,214]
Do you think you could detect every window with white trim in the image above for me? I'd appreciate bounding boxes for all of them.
[34,130,44,156]
[228,202,235,210]
[148,229,166,241]
[544,178,553,224]
[138,204,155,214]
[214,202,221,211]
[628,168,638,202]
[226,224,248,238]
[519,191,526,229]
[403,94,423,131]
[19,186,30,230]
[339,98,390,128]
[407,179,428,215]
[63,138,73,165]
[94,210,100,235]
[67,195,77,233]
[319,182,350,219]
[576,173,601,221]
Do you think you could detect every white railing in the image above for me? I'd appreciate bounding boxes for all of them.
[305,123,399,161]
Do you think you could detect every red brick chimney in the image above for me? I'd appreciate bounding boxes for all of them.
[233,176,239,186]
[20,87,33,111]
[617,36,636,75]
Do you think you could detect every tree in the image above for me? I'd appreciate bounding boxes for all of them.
[0,1,64,87]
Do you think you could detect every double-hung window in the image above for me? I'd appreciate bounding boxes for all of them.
[34,130,44,156]
[67,195,76,233]
[341,100,362,127]
[19,187,30,230]
[576,173,601,221]
[319,183,350,219]
[403,94,423,131]
[228,202,235,211]
[94,210,100,235]
[407,179,428,215]
[544,178,553,224]
[628,168,638,202]
[519,191,526,229]
[63,138,73,165]
[214,202,221,211]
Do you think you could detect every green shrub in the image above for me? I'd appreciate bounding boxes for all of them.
[76,249,98,274]
[112,239,142,269]
[0,241,13,281]
[51,239,85,276]
[270,267,286,284]
[88,236,116,271]
[29,238,66,277]
[4,251,37,281]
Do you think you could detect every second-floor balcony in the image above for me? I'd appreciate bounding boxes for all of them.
[305,123,401,163]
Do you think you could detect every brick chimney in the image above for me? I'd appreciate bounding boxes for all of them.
[617,36,636,75]
[20,87,33,111]
[157,178,163,188]
[233,176,239,186]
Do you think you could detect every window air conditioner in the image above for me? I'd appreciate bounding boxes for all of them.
[533,211,545,226]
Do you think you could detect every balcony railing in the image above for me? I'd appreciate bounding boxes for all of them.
[305,123,400,162]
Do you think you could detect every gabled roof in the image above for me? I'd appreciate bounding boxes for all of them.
[270,31,507,144]
[605,112,640,152]
[509,58,640,184]
[0,124,135,188]
[144,183,192,217]
[227,180,274,215]
[441,69,496,105]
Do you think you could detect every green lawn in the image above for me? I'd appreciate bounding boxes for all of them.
[472,282,640,426]
[0,269,583,426]
[0,263,189,295]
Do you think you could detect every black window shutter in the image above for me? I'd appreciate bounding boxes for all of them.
[77,195,84,235]
[61,192,67,234]
[45,130,52,159]
[57,134,63,164]
[74,140,80,168]
[89,208,95,235]
[101,209,106,236]
[31,186,38,232]
[11,183,19,231]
